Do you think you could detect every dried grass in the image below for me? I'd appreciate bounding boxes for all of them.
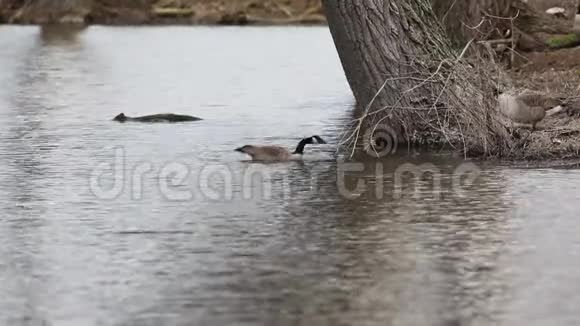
[507,67,580,160]
[153,0,323,22]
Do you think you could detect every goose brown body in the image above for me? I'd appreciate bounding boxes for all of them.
[235,135,326,162]
[498,91,562,129]
[236,145,292,162]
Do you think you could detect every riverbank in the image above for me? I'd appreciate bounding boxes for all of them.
[0,0,326,25]
[505,47,580,160]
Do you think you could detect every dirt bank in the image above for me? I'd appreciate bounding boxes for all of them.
[0,0,325,25]
[505,47,580,160]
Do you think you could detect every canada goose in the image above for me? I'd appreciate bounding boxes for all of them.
[497,90,565,130]
[113,113,202,123]
[235,135,326,162]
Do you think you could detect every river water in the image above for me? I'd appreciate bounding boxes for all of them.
[1,25,580,326]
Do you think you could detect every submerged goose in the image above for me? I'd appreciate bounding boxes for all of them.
[113,113,202,123]
[235,135,326,161]
[498,90,565,130]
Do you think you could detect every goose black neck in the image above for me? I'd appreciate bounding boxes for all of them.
[293,137,312,155]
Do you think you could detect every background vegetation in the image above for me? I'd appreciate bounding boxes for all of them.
[0,0,325,24]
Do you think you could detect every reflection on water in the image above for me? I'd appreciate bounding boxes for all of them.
[1,25,580,326]
[39,24,88,44]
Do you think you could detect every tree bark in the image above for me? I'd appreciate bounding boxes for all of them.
[322,1,456,139]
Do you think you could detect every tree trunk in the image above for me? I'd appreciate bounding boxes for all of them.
[322,0,511,156]
[323,1,453,135]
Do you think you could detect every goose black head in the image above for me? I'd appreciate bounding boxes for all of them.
[235,145,257,155]
[113,113,127,122]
